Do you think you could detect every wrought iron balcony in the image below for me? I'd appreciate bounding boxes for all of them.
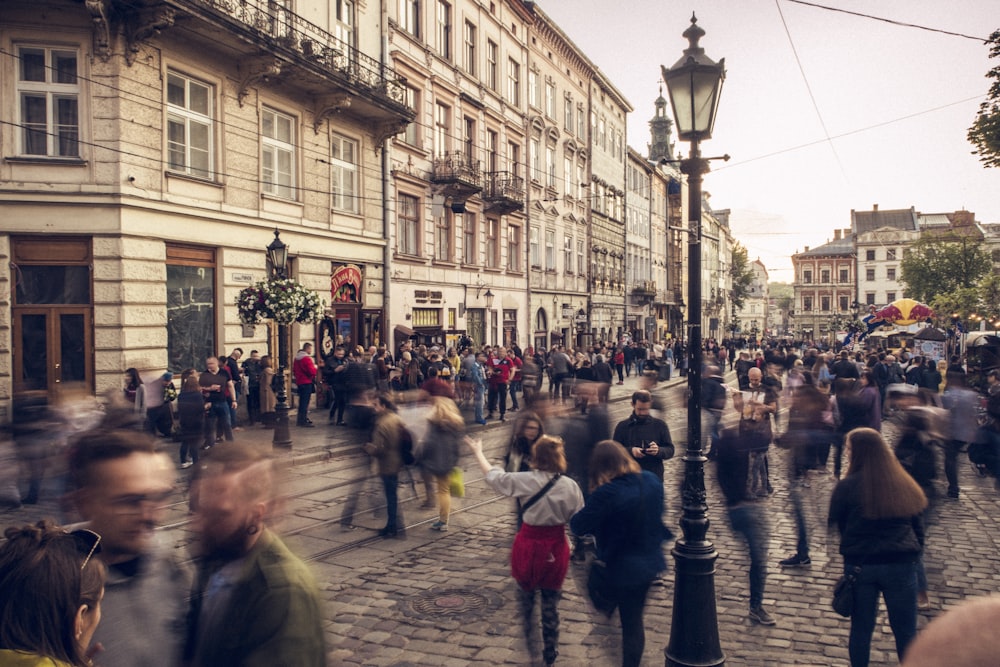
[482,171,525,215]
[631,281,657,296]
[431,152,483,206]
[112,0,413,127]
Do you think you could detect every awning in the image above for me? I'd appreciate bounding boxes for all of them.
[394,324,415,337]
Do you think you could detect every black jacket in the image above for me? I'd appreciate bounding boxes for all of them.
[828,474,924,564]
[612,413,674,480]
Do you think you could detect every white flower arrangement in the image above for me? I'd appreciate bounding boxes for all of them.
[236,278,325,325]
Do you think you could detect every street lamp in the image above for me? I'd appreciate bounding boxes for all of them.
[661,13,726,667]
[484,288,495,310]
[266,229,292,448]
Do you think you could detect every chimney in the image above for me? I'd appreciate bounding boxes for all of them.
[873,204,879,212]
[834,229,841,241]
[804,246,810,252]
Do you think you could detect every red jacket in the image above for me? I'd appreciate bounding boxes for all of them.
[293,351,318,386]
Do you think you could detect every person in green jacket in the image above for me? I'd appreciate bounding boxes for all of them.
[185,444,325,667]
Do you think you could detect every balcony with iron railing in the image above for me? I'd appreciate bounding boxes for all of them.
[482,171,525,215]
[431,152,483,207]
[125,0,413,125]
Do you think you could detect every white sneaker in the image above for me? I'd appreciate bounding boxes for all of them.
[180,461,193,469]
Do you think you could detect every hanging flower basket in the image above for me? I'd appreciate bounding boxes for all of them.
[236,278,325,326]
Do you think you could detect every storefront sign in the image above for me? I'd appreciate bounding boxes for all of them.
[232,272,254,283]
[331,264,363,303]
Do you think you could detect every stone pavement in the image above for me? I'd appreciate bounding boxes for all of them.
[7,369,1000,666]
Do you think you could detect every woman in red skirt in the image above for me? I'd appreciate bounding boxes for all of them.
[467,435,584,666]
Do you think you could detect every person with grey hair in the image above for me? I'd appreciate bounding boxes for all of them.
[900,595,1000,667]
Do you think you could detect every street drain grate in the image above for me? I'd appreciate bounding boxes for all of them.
[403,588,502,620]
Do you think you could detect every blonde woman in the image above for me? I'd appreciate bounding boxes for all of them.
[828,428,928,667]
[419,396,465,530]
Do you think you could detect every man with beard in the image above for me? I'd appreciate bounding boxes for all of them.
[612,390,674,481]
[185,444,325,666]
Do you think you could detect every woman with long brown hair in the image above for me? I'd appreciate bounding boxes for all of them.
[570,440,672,667]
[828,427,928,667]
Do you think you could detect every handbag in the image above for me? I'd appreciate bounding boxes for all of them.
[448,467,465,498]
[832,565,862,618]
[586,558,617,616]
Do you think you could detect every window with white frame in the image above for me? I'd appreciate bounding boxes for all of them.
[530,226,540,267]
[398,0,420,37]
[529,138,540,182]
[577,103,586,138]
[330,133,359,213]
[261,107,295,199]
[436,1,451,60]
[866,268,875,281]
[400,86,419,145]
[564,156,572,197]
[463,116,475,161]
[577,162,585,200]
[839,296,849,312]
[463,213,477,265]
[564,235,573,273]
[507,58,520,106]
[435,209,453,261]
[167,71,213,178]
[545,80,555,118]
[463,20,476,75]
[486,129,498,172]
[564,95,573,131]
[577,239,585,275]
[17,46,80,157]
[887,267,896,281]
[334,0,355,49]
[528,69,539,108]
[486,217,499,268]
[434,102,449,156]
[507,223,521,271]
[486,40,498,91]
[545,229,555,270]
[398,193,420,255]
[886,248,897,261]
[545,145,555,187]
[508,141,520,178]
[886,291,896,302]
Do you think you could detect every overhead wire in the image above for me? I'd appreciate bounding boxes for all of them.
[784,0,989,42]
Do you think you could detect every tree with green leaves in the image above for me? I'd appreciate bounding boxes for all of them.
[899,231,991,304]
[968,29,1000,168]
[729,242,755,311]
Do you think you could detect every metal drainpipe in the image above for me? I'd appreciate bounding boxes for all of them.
[380,1,392,344]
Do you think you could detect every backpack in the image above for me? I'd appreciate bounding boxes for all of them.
[399,423,416,466]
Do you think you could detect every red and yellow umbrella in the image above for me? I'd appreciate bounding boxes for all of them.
[872,298,934,326]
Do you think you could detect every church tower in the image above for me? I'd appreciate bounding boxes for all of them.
[648,87,675,163]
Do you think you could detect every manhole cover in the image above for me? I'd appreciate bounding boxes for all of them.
[402,588,503,620]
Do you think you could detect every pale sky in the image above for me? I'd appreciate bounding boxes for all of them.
[538,0,999,282]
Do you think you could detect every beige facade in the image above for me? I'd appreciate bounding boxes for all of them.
[791,230,856,343]
[0,0,411,412]
[522,4,592,352]
[387,0,530,351]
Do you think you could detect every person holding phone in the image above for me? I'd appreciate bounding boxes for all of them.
[611,390,674,481]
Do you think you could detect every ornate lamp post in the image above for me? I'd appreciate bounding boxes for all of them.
[661,14,726,667]
[266,229,292,448]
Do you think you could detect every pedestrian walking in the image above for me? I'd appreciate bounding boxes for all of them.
[259,355,276,428]
[362,394,408,538]
[467,435,583,666]
[828,427,927,667]
[733,367,777,496]
[419,396,464,531]
[177,373,205,468]
[570,441,673,667]
[714,427,776,625]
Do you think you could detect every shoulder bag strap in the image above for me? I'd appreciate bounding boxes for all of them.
[520,473,562,516]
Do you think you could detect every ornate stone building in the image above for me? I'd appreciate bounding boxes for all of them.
[0,0,411,410]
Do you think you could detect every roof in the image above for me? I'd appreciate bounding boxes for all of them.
[793,234,855,258]
[851,207,918,235]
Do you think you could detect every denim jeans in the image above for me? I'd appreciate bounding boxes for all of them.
[474,385,485,422]
[296,383,314,425]
[847,560,918,667]
[728,504,770,609]
[380,474,399,533]
[203,401,233,449]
